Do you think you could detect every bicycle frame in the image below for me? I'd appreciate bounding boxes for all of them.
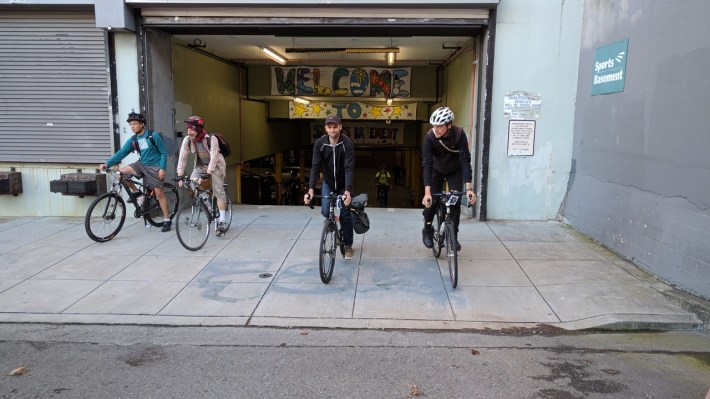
[173,175,233,251]
[308,191,347,283]
[432,190,463,288]
[106,170,158,217]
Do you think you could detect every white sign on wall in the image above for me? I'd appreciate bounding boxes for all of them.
[507,120,536,156]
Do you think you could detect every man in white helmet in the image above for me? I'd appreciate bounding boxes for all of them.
[421,106,476,250]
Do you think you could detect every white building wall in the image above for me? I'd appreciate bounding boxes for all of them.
[486,0,584,220]
[114,32,141,168]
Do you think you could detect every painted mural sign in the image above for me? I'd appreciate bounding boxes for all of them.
[592,38,628,95]
[290,101,417,121]
[272,66,411,98]
[310,122,404,145]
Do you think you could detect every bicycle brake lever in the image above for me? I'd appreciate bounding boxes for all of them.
[306,194,314,209]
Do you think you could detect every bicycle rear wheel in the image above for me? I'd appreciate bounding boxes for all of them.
[319,220,337,284]
[85,193,126,242]
[444,221,458,288]
[175,199,211,251]
[145,183,179,226]
[431,207,443,258]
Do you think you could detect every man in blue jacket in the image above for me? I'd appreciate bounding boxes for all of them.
[99,112,172,232]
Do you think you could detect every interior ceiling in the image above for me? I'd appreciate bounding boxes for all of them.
[173,34,474,66]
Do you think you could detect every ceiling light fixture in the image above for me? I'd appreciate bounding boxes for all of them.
[386,52,396,66]
[285,47,399,54]
[293,97,310,105]
[260,47,287,65]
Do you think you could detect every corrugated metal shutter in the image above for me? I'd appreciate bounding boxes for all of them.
[0,8,112,163]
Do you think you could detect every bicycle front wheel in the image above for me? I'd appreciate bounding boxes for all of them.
[319,220,337,284]
[85,193,126,242]
[145,183,180,227]
[223,194,233,231]
[444,221,458,288]
[431,207,443,258]
[175,199,211,251]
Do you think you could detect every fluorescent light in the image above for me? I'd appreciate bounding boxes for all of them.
[285,47,399,54]
[386,51,396,66]
[260,47,287,65]
[293,97,310,105]
[386,98,393,106]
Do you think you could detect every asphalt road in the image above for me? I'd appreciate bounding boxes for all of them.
[1,325,709,399]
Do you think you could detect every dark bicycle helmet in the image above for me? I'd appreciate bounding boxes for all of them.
[429,107,454,125]
[127,111,146,124]
[185,115,205,127]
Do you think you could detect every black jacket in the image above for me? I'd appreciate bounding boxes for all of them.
[422,125,473,186]
[309,134,355,193]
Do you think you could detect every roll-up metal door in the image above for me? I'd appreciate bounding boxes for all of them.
[0,8,111,163]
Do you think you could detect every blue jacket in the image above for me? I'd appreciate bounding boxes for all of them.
[106,130,168,170]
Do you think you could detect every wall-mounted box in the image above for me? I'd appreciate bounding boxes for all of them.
[0,172,22,195]
[50,173,106,197]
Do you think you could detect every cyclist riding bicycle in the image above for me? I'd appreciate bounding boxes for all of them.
[304,115,356,260]
[421,107,477,250]
[176,115,229,231]
[99,111,172,232]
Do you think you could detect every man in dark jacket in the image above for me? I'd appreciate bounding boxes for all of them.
[305,115,356,260]
[421,107,477,250]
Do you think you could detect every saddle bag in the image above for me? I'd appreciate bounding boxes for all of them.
[351,193,370,234]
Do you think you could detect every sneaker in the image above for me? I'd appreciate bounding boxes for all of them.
[161,220,172,232]
[217,221,227,231]
[422,225,434,248]
[344,246,354,260]
[456,240,462,251]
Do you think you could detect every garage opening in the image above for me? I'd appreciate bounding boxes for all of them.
[137,7,489,210]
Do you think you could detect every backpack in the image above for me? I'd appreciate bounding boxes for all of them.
[206,132,232,157]
[131,130,160,153]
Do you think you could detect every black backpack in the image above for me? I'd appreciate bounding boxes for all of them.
[206,132,232,157]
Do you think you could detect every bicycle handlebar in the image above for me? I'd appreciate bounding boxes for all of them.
[305,192,347,210]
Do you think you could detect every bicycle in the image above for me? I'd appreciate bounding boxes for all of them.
[280,180,301,205]
[173,174,233,251]
[84,169,179,242]
[429,190,463,288]
[307,192,347,284]
[376,183,389,207]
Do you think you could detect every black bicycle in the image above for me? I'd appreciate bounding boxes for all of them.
[376,183,389,207]
[85,169,179,242]
[173,175,233,251]
[307,192,347,284]
[280,180,302,205]
[429,191,463,288]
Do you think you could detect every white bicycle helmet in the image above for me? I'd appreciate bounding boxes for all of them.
[429,107,454,125]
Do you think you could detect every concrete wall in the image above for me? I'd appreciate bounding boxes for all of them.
[486,0,584,220]
[172,41,241,163]
[562,0,710,300]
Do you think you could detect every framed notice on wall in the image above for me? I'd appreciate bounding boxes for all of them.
[507,120,535,156]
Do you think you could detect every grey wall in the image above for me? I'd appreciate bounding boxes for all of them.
[562,1,710,299]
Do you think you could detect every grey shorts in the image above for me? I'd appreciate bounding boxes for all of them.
[128,162,163,189]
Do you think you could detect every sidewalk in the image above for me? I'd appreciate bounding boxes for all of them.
[0,206,703,331]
